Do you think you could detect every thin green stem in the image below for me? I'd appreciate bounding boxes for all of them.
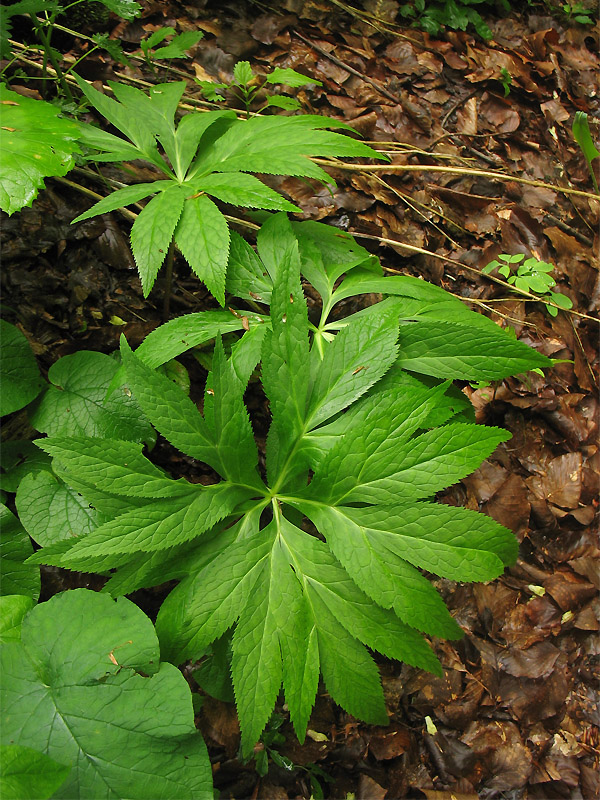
[0,47,32,78]
[29,13,74,102]
[64,45,100,77]
[270,426,308,497]
[588,164,600,195]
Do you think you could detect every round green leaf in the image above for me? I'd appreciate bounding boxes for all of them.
[29,350,154,443]
[0,505,40,600]
[0,86,80,215]
[0,440,52,494]
[1,589,212,799]
[0,595,35,643]
[16,470,103,546]
[549,291,573,309]
[0,320,44,417]
[0,744,70,800]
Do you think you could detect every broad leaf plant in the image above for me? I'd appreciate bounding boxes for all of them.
[71,77,381,303]
[26,215,551,756]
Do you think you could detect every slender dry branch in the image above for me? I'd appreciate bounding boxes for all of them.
[314,158,600,202]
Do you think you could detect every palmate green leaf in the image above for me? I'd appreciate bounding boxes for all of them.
[226,231,273,304]
[174,194,230,304]
[299,370,473,470]
[35,437,190,498]
[305,307,400,429]
[74,81,384,301]
[31,220,539,758]
[293,218,377,303]
[1,589,212,799]
[157,507,440,753]
[0,744,70,800]
[300,503,459,639]
[131,184,185,296]
[203,337,261,487]
[195,172,300,212]
[0,320,44,416]
[134,308,264,368]
[188,115,382,183]
[28,350,153,444]
[318,503,519,582]
[156,510,271,665]
[100,520,238,597]
[151,31,203,59]
[305,401,510,505]
[302,379,448,500]
[279,518,441,674]
[71,181,169,224]
[261,230,309,485]
[119,337,218,467]
[0,86,80,215]
[75,76,159,162]
[278,518,440,724]
[112,81,186,173]
[396,321,551,380]
[41,483,251,572]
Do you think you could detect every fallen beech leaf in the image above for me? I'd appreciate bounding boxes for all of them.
[528,452,582,510]
[369,728,411,760]
[497,640,561,679]
[544,570,597,611]
[457,96,478,135]
[461,720,532,790]
[357,774,387,800]
[502,595,561,648]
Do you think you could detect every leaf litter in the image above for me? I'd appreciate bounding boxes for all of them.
[1,0,598,797]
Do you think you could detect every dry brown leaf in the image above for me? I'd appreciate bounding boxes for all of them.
[528,452,582,510]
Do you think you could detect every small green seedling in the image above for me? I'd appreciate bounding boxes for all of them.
[572,111,600,194]
[196,60,322,118]
[250,714,293,777]
[399,0,510,40]
[139,27,203,73]
[499,66,512,97]
[0,0,141,101]
[562,2,595,24]
[483,253,573,317]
